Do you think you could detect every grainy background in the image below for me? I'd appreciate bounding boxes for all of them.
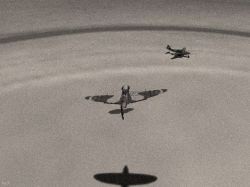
[0,1,249,186]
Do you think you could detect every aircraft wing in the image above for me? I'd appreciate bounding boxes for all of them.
[130,97,146,103]
[131,89,167,103]
[166,45,177,52]
[124,174,157,185]
[85,95,120,104]
[94,173,157,186]
[171,54,179,59]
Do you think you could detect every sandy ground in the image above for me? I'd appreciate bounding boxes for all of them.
[0,1,250,187]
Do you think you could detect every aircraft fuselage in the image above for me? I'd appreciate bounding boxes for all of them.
[94,166,157,187]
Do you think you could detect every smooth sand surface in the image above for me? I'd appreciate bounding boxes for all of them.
[0,1,249,187]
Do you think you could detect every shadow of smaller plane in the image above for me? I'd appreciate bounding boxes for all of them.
[86,86,167,120]
[94,166,157,187]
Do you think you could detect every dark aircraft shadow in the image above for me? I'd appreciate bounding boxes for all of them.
[109,108,134,115]
[94,172,157,186]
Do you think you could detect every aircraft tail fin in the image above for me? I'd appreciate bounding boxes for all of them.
[166,45,171,50]
[123,166,129,174]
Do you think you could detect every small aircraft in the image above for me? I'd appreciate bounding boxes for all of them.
[165,44,190,59]
[94,166,157,187]
[85,85,167,120]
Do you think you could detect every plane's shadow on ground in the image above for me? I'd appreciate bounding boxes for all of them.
[109,108,134,115]
[94,166,157,186]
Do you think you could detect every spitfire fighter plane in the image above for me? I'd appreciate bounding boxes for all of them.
[85,85,167,120]
[94,166,157,187]
[165,44,190,59]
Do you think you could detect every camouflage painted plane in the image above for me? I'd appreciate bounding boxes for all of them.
[165,45,190,59]
[85,85,167,120]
